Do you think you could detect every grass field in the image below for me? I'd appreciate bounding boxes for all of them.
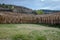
[0,24,60,40]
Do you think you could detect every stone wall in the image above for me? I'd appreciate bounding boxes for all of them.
[0,12,60,24]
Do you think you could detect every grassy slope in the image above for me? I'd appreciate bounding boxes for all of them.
[0,24,60,40]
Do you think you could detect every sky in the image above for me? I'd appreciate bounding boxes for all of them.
[0,0,60,10]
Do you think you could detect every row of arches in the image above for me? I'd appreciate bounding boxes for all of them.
[0,12,60,24]
[37,14,60,24]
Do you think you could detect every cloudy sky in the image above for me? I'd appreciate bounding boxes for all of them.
[0,0,60,10]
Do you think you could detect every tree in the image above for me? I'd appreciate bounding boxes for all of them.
[36,10,44,15]
[1,3,5,8]
[2,3,5,6]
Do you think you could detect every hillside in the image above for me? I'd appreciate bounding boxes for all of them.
[0,4,60,15]
[0,4,36,14]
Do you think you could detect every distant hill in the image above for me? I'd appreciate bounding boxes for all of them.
[40,9,60,14]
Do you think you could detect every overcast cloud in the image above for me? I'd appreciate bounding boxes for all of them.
[0,0,60,10]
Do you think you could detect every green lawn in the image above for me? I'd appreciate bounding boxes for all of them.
[0,24,60,40]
